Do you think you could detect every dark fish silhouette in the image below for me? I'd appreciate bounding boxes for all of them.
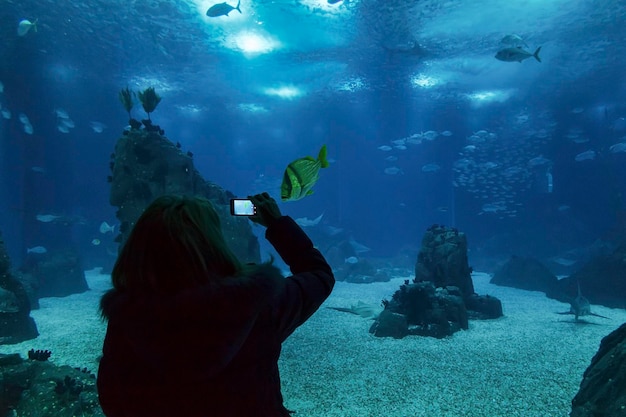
[495,46,542,63]
[557,282,609,322]
[206,0,241,17]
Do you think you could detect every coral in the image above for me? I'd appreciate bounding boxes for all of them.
[74,367,96,379]
[27,348,51,361]
[137,87,161,120]
[54,375,83,398]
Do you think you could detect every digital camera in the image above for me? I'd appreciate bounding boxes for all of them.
[230,199,256,216]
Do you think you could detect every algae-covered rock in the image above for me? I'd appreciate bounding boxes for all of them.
[0,353,103,416]
[415,224,474,298]
[109,128,260,263]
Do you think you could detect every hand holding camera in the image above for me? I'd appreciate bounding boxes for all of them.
[230,193,282,228]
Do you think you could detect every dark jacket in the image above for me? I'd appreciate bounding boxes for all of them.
[97,216,335,417]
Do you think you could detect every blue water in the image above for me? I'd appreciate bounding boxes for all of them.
[1,0,626,271]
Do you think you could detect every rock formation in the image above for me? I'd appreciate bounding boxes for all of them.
[490,255,559,294]
[570,323,626,417]
[109,125,260,263]
[0,352,103,416]
[549,244,626,309]
[370,225,503,339]
[19,249,88,299]
[0,232,38,345]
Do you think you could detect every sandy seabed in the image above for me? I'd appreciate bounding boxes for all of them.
[2,269,625,417]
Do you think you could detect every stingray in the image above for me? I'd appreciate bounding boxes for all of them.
[328,301,383,320]
[557,281,609,322]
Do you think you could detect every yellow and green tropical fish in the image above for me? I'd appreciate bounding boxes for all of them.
[281,144,329,202]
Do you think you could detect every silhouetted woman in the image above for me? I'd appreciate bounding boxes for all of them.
[97,192,335,416]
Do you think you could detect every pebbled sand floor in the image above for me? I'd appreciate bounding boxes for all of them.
[2,270,624,417]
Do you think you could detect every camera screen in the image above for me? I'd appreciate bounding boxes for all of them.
[231,199,256,216]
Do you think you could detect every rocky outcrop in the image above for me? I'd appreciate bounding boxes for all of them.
[0,233,38,345]
[372,280,468,339]
[415,224,475,297]
[0,353,103,416]
[549,245,626,309]
[19,249,88,299]
[570,323,626,417]
[370,225,503,339]
[490,255,559,294]
[109,127,260,263]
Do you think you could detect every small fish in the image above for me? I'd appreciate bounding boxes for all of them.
[481,202,506,214]
[57,125,70,134]
[17,19,37,37]
[528,155,552,167]
[327,0,343,4]
[206,0,241,17]
[345,256,358,264]
[574,150,596,162]
[89,121,106,133]
[377,145,392,151]
[384,166,402,175]
[54,108,69,119]
[281,145,330,202]
[59,118,75,129]
[551,257,577,267]
[23,123,34,135]
[609,142,626,153]
[91,238,101,246]
[99,221,115,234]
[422,130,439,141]
[495,46,542,63]
[500,34,529,48]
[36,214,62,223]
[1,109,10,119]
[421,163,441,173]
[26,246,47,254]
[31,166,46,173]
[295,213,324,227]
[0,81,3,93]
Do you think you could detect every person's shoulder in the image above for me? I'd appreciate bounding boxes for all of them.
[243,262,284,282]
[239,262,285,297]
